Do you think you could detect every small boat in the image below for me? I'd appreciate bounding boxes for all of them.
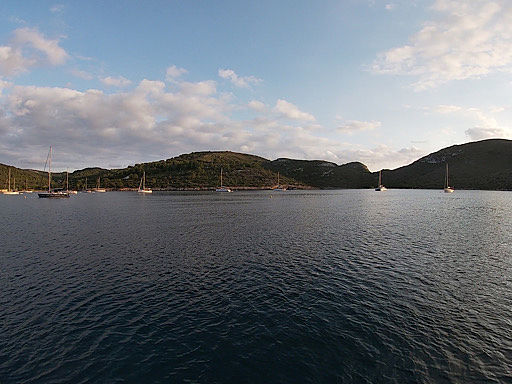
[83,177,94,193]
[38,147,70,198]
[272,172,287,191]
[65,170,77,194]
[94,177,106,192]
[137,171,153,194]
[22,178,33,193]
[215,168,232,192]
[375,170,387,191]
[3,168,20,195]
[444,163,454,193]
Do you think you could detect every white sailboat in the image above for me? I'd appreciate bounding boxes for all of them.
[272,172,287,191]
[38,147,70,198]
[375,170,387,191]
[66,170,78,194]
[215,168,232,192]
[3,168,20,195]
[22,178,33,193]
[137,170,153,194]
[83,177,94,193]
[444,163,454,193]
[94,176,106,192]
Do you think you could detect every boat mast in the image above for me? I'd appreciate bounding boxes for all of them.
[85,177,87,190]
[220,168,223,187]
[278,172,280,186]
[66,169,69,192]
[445,163,449,188]
[48,146,52,192]
[378,170,382,186]
[143,171,145,189]
[8,167,10,192]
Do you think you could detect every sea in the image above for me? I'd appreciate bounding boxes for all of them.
[1,190,511,383]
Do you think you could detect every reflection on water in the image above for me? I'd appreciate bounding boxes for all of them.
[1,190,511,383]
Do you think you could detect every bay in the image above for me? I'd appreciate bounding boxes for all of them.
[1,190,511,383]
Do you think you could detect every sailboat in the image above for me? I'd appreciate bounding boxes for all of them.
[66,170,78,194]
[444,163,454,193]
[22,178,33,193]
[38,147,70,198]
[272,172,287,191]
[84,177,94,193]
[375,170,387,191]
[3,167,20,195]
[215,168,232,192]
[137,171,152,194]
[94,176,106,192]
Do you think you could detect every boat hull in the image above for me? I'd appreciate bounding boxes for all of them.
[444,188,454,193]
[215,188,232,192]
[375,186,387,191]
[38,192,70,198]
[137,189,153,194]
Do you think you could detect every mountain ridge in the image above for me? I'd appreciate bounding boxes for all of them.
[1,139,512,190]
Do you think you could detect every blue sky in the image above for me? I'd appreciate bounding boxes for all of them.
[1,0,511,171]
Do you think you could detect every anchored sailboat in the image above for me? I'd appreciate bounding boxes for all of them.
[215,168,232,192]
[137,171,152,194]
[66,170,77,194]
[94,176,106,192]
[38,147,70,198]
[3,167,20,195]
[444,163,454,193]
[272,172,287,191]
[375,170,387,191]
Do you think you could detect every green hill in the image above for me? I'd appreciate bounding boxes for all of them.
[2,139,512,190]
[381,139,512,190]
[265,159,373,188]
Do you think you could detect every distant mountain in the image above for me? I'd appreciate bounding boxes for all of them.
[381,139,512,190]
[2,139,512,190]
[264,158,373,188]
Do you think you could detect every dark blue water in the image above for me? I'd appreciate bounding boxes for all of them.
[1,190,511,383]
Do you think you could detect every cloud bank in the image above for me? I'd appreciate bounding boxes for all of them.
[373,0,512,90]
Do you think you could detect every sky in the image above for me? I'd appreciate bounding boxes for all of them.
[1,0,512,171]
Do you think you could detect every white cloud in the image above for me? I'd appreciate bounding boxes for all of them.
[165,65,187,81]
[435,104,462,114]
[373,0,512,90]
[100,76,132,87]
[50,4,65,13]
[274,99,315,121]
[248,100,266,111]
[428,103,512,140]
[0,28,68,76]
[70,69,94,80]
[337,119,381,134]
[12,28,68,66]
[464,109,512,140]
[218,68,262,88]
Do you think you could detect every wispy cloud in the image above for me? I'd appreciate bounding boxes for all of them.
[274,99,315,121]
[70,69,94,80]
[50,4,65,13]
[165,65,187,81]
[428,103,512,140]
[248,100,266,112]
[218,68,262,88]
[337,119,381,134]
[100,76,132,87]
[0,28,68,76]
[373,0,512,90]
